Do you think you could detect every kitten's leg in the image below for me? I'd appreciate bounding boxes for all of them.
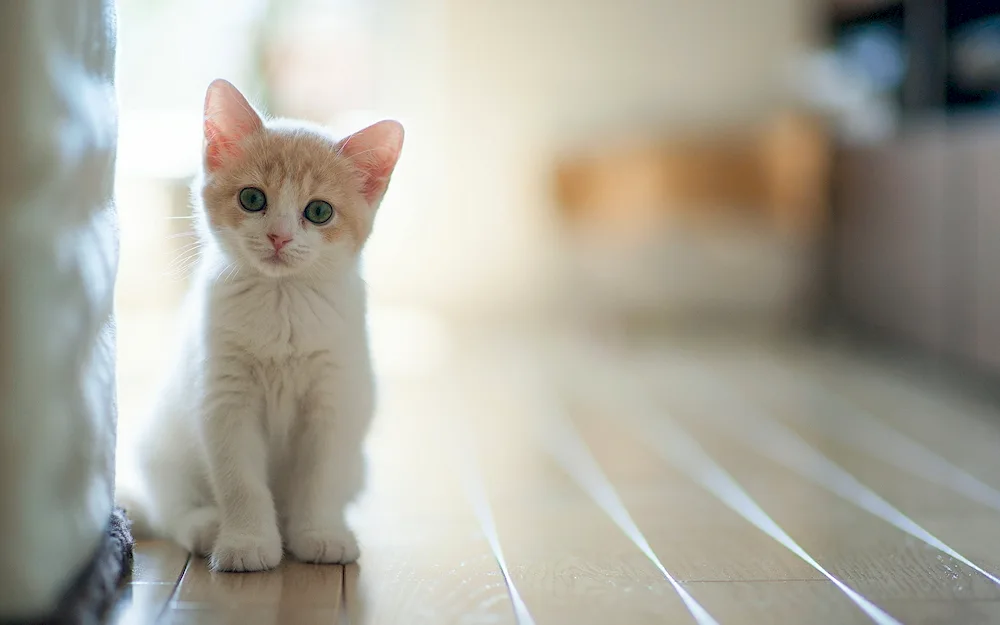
[148,485,219,556]
[284,397,367,564]
[202,381,283,572]
[136,433,219,555]
[172,506,220,556]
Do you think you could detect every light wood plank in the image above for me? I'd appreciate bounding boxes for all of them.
[160,606,340,625]
[107,583,176,625]
[879,599,1000,625]
[452,362,706,624]
[131,540,189,584]
[677,356,1000,521]
[174,560,343,609]
[657,416,1000,601]
[684,581,878,624]
[799,348,1000,478]
[107,540,188,624]
[341,377,517,624]
[571,412,826,582]
[690,581,1000,624]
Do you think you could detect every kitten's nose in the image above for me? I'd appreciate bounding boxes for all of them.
[267,233,292,252]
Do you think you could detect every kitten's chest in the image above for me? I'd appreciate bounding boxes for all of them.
[218,280,361,359]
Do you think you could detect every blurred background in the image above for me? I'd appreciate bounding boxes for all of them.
[114,0,1000,451]
[103,0,1000,620]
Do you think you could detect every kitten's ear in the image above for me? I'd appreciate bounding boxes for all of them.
[203,79,263,172]
[338,120,404,206]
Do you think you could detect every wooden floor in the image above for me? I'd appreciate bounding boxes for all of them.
[107,331,1000,624]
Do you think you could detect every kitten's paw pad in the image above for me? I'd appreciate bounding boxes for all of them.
[210,531,283,572]
[287,527,360,564]
[175,507,220,556]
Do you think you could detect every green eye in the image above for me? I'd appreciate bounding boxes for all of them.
[239,187,266,212]
[303,200,334,225]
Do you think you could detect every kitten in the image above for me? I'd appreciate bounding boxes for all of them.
[121,79,403,572]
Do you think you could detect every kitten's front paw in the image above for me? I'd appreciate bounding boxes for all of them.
[210,529,283,572]
[286,526,360,564]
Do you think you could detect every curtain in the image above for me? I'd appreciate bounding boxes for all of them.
[0,0,119,618]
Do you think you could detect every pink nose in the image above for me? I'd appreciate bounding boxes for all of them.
[268,233,292,252]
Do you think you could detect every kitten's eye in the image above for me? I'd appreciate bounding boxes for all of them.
[303,200,334,225]
[239,187,267,212]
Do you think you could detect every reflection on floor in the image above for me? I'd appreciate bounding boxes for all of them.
[107,331,1000,624]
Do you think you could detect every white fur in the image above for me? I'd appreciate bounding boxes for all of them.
[129,243,373,571]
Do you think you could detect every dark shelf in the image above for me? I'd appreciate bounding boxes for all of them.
[828,0,904,33]
[825,0,1000,114]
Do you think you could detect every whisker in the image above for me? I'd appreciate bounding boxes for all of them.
[212,262,235,285]
[166,247,206,275]
[164,261,199,282]
[166,259,200,280]
[169,240,203,255]
[167,230,200,240]
[167,247,204,271]
[225,264,242,284]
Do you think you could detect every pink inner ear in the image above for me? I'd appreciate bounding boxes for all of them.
[203,79,263,172]
[338,120,404,204]
[204,121,240,171]
[355,152,395,201]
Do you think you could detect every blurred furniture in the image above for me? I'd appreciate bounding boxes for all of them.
[833,117,1000,376]
[828,0,1000,115]
[822,0,1000,380]
[552,113,831,328]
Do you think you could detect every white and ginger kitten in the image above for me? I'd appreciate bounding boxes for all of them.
[122,79,403,572]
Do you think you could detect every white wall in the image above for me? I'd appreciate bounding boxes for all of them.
[364,0,817,315]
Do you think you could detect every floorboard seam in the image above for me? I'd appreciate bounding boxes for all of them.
[155,553,191,623]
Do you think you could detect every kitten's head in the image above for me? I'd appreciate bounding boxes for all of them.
[197,79,403,278]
